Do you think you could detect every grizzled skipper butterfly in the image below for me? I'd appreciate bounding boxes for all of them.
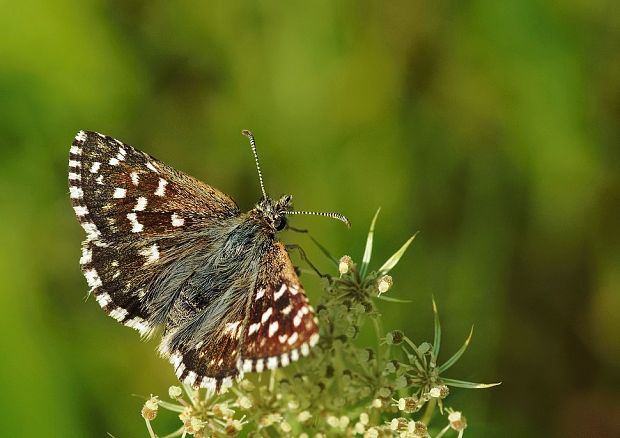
[68,130,348,393]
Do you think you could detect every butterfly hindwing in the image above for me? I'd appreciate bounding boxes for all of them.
[239,242,320,373]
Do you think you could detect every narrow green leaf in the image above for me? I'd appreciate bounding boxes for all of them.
[442,377,502,389]
[360,208,381,277]
[308,235,338,266]
[438,325,473,374]
[376,295,412,303]
[378,232,418,274]
[432,296,441,360]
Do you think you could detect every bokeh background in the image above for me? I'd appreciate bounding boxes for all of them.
[1,1,618,436]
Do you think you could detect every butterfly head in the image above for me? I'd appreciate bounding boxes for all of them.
[255,194,292,232]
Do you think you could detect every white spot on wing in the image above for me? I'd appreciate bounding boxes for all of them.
[125,317,150,335]
[255,359,264,372]
[113,187,126,198]
[130,171,139,186]
[69,186,84,199]
[95,292,111,308]
[133,196,147,211]
[301,343,310,356]
[127,212,143,233]
[80,247,92,265]
[84,268,102,288]
[248,322,261,335]
[109,307,128,322]
[70,146,82,155]
[280,353,290,367]
[109,157,119,166]
[96,175,104,185]
[75,131,87,142]
[242,359,253,373]
[287,332,299,345]
[267,356,278,369]
[261,307,273,323]
[73,205,88,216]
[171,213,184,227]
[155,178,168,196]
[281,304,293,315]
[82,222,100,241]
[68,172,80,181]
[146,162,159,173]
[274,284,287,301]
[90,162,101,173]
[184,371,198,386]
[69,160,81,168]
[139,244,159,264]
[255,288,265,301]
[291,349,300,361]
[268,321,279,337]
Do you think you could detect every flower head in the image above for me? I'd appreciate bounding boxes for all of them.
[141,395,159,421]
[449,411,467,431]
[377,275,393,294]
[339,255,354,275]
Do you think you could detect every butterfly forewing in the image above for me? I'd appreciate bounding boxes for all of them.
[69,131,239,335]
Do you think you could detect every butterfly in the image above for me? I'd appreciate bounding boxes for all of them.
[68,130,349,393]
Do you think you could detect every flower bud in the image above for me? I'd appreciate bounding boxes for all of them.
[225,419,243,436]
[390,417,409,432]
[409,420,428,437]
[385,330,404,345]
[364,427,379,438]
[237,396,252,410]
[429,387,441,398]
[141,395,159,421]
[438,384,449,399]
[327,416,340,428]
[449,411,467,431]
[298,411,312,422]
[168,385,182,399]
[377,275,393,294]
[397,396,419,413]
[280,421,292,433]
[339,255,354,275]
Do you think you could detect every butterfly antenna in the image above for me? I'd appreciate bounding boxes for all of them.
[242,129,267,200]
[284,210,351,228]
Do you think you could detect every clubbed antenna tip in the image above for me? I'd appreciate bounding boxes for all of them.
[242,129,267,200]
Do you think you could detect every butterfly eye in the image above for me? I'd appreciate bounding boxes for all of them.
[273,216,287,231]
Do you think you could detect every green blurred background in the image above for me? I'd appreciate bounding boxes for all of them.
[1,1,618,436]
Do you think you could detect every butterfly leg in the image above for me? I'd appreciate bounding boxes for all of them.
[285,244,330,279]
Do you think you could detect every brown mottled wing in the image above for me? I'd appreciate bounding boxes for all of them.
[239,241,320,374]
[166,300,247,393]
[69,130,239,335]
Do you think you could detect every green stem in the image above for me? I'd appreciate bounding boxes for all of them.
[420,398,436,425]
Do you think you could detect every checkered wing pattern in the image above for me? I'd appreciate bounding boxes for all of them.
[68,131,239,336]
[239,242,320,374]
